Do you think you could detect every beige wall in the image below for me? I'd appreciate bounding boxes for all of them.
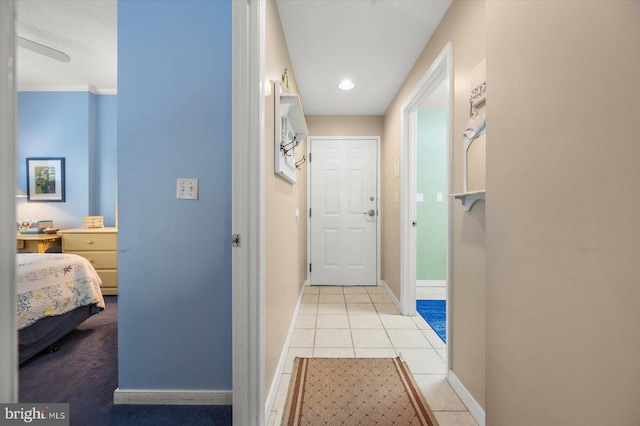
[306,115,383,137]
[264,0,307,394]
[382,0,487,408]
[486,2,640,425]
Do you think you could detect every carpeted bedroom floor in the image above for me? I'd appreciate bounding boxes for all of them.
[19,296,232,426]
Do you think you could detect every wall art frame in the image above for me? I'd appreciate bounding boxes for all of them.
[26,157,65,202]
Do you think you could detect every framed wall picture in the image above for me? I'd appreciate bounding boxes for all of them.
[26,157,65,202]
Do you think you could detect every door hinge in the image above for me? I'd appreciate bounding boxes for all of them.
[309,152,311,162]
[309,263,312,273]
[309,208,312,218]
[232,234,241,247]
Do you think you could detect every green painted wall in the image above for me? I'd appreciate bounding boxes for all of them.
[416,109,447,280]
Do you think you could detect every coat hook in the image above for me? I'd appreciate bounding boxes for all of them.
[281,136,299,156]
[295,155,306,170]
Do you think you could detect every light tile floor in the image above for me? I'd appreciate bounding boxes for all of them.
[416,285,447,300]
[267,285,477,426]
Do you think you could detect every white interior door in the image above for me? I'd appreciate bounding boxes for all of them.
[309,138,378,285]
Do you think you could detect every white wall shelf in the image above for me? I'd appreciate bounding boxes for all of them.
[450,190,485,212]
[273,81,307,184]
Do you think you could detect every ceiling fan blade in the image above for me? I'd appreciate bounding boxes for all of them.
[16,36,70,63]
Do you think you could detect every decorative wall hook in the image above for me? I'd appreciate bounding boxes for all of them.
[281,136,299,156]
[469,80,486,116]
[295,155,306,170]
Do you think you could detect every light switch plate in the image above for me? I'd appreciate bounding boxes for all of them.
[416,193,424,203]
[177,178,198,200]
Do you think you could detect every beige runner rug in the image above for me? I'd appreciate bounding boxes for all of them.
[282,357,439,426]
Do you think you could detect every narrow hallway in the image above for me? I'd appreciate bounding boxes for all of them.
[268,286,476,425]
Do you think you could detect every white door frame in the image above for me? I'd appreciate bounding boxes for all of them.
[0,0,18,403]
[400,43,452,328]
[0,0,266,415]
[232,0,266,425]
[306,136,382,286]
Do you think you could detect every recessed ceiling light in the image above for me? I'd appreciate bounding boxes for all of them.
[338,80,355,90]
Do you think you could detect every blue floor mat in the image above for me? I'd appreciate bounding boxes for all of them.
[416,299,446,344]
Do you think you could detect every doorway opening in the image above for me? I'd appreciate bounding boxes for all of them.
[400,42,452,366]
[414,80,449,362]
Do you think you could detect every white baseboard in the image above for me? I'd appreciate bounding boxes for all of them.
[264,282,306,419]
[416,280,446,287]
[379,280,402,313]
[113,389,232,405]
[447,369,485,426]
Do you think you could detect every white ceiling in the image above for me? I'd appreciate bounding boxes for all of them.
[276,0,451,115]
[16,0,117,93]
[14,0,450,114]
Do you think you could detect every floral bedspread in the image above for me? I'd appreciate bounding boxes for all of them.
[17,253,105,330]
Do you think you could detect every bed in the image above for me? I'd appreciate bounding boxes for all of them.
[17,253,106,364]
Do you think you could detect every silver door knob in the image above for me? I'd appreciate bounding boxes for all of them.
[363,209,375,217]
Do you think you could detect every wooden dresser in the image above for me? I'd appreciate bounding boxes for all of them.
[59,227,118,295]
